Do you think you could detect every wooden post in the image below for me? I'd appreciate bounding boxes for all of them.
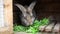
[0,0,13,34]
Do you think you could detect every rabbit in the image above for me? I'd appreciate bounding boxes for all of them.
[15,1,36,26]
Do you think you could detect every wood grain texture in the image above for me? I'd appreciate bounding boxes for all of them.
[0,0,13,34]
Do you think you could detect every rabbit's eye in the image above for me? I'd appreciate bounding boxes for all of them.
[26,12,29,14]
[26,12,30,14]
[24,16,27,19]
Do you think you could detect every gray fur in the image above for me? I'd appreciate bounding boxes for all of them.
[15,1,36,26]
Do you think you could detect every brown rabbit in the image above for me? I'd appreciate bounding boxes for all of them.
[15,1,36,26]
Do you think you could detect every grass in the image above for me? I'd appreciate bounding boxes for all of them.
[13,18,49,34]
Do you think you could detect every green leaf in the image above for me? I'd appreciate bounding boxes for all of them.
[13,18,49,34]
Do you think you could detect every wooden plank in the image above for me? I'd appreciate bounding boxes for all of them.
[0,23,11,32]
[39,22,51,32]
[45,23,55,32]
[53,22,60,32]
[0,0,13,34]
[39,25,47,31]
[4,0,13,27]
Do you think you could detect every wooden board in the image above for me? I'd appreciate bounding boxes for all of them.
[39,25,47,31]
[39,22,60,33]
[53,22,60,32]
[0,0,13,34]
[45,23,55,32]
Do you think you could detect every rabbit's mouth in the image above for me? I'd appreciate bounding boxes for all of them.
[28,17,35,25]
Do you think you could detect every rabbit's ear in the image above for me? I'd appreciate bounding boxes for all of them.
[28,1,36,10]
[15,4,27,13]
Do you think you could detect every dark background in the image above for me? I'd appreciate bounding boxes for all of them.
[13,0,60,24]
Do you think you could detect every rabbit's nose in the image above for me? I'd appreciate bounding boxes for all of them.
[27,18,32,24]
[29,20,33,25]
[29,19,33,25]
[27,18,32,22]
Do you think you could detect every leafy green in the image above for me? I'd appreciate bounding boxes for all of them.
[13,18,49,34]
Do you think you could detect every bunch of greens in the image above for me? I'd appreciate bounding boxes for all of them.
[14,18,49,34]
